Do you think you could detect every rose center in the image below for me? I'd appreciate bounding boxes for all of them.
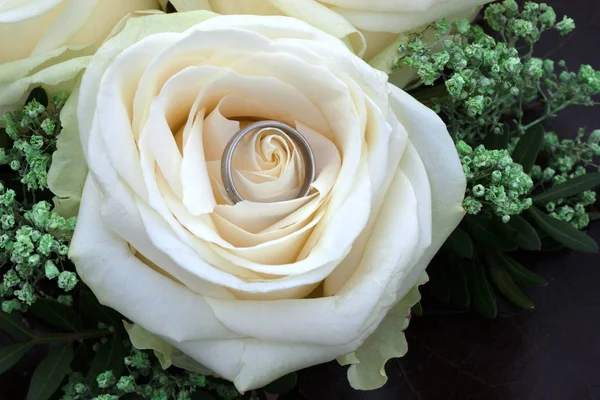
[225,123,307,203]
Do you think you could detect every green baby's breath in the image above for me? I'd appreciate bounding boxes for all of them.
[458,143,533,221]
[397,0,600,144]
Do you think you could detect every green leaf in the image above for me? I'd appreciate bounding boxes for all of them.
[411,302,423,317]
[538,234,565,252]
[30,299,82,332]
[483,125,509,150]
[590,212,600,222]
[506,215,541,250]
[533,172,600,204]
[264,372,297,394]
[0,342,33,374]
[511,125,544,172]
[464,215,518,251]
[89,332,126,383]
[499,254,547,287]
[80,291,121,327]
[0,312,34,341]
[487,256,535,310]
[26,344,73,400]
[528,207,599,253]
[468,259,497,319]
[448,262,470,308]
[442,226,473,258]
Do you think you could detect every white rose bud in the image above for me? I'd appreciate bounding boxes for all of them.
[69,12,466,392]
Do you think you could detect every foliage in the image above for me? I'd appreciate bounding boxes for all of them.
[0,1,598,398]
[0,92,242,400]
[399,0,599,316]
[399,0,600,143]
[0,89,66,191]
[0,188,77,312]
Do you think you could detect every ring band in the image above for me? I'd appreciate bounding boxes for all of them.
[221,120,316,204]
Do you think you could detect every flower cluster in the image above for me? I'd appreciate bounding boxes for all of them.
[530,130,600,229]
[397,0,600,143]
[0,188,77,312]
[61,347,238,400]
[0,92,66,190]
[458,142,533,222]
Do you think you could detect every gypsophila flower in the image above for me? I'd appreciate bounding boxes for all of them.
[555,16,575,35]
[93,395,117,400]
[459,144,533,219]
[44,260,60,280]
[0,182,77,307]
[125,349,152,370]
[2,299,22,313]
[116,376,136,393]
[177,391,191,400]
[57,272,78,291]
[97,371,116,389]
[14,283,36,305]
[398,1,600,142]
[0,94,65,190]
[463,196,483,215]
[532,127,598,230]
[473,184,485,197]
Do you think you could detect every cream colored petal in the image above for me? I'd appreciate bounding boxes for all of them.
[71,177,240,341]
[210,210,312,248]
[31,0,100,55]
[93,34,179,200]
[73,13,469,394]
[62,0,161,50]
[168,0,212,12]
[266,0,365,56]
[316,0,443,12]
[0,0,62,62]
[197,14,350,55]
[181,108,217,215]
[48,86,87,217]
[330,1,492,33]
[0,48,90,108]
[205,166,419,343]
[340,273,428,390]
[0,0,62,18]
[78,10,217,161]
[367,33,409,76]
[209,0,281,15]
[213,195,315,233]
[388,83,466,300]
[322,101,407,296]
[89,120,253,294]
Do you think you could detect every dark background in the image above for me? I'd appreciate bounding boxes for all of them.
[293,1,600,399]
[1,1,598,400]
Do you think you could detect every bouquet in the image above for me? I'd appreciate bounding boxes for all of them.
[0,1,597,399]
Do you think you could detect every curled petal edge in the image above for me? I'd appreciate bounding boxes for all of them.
[338,272,428,390]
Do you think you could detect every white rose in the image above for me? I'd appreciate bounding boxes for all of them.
[69,11,466,392]
[161,0,492,73]
[0,0,160,109]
